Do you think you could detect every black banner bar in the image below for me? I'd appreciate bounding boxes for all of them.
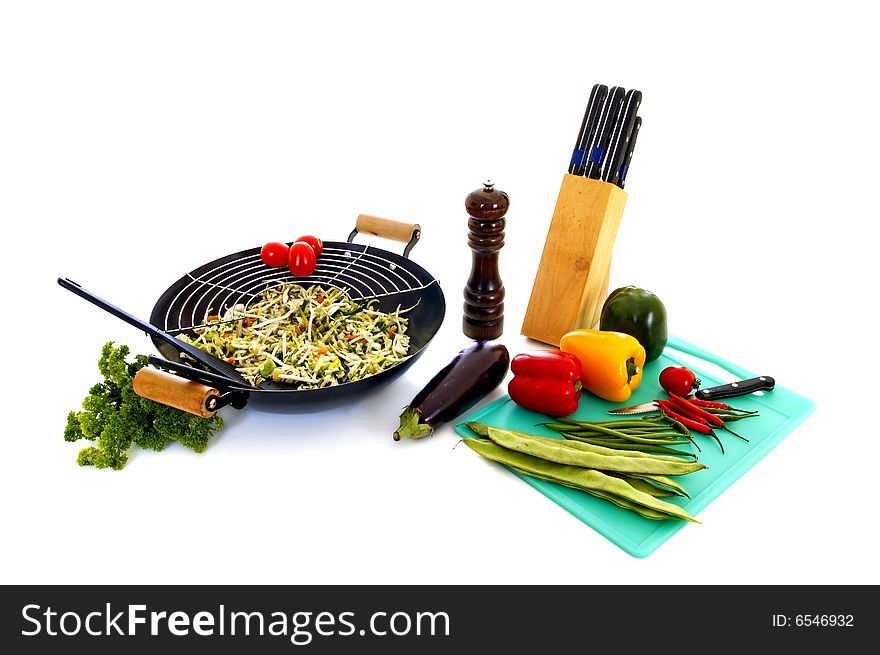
[1,585,872,653]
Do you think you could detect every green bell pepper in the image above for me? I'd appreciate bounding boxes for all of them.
[599,286,668,362]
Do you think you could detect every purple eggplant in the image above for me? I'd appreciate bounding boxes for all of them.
[393,341,510,441]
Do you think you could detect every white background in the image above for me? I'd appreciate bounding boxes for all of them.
[1,1,876,585]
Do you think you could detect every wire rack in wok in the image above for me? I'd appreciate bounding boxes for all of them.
[153,242,442,338]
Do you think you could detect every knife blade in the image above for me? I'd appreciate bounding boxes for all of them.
[607,376,777,414]
[607,401,661,415]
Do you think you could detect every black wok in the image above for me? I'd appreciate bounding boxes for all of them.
[147,216,446,408]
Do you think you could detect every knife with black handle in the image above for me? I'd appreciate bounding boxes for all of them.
[602,89,642,186]
[584,85,625,179]
[569,83,608,176]
[618,115,642,189]
[608,375,776,414]
[694,376,776,401]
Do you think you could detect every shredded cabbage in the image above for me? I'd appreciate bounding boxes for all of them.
[178,284,412,389]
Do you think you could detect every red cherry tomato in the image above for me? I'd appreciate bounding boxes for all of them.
[288,241,316,276]
[295,235,323,258]
[260,241,290,267]
[658,366,701,397]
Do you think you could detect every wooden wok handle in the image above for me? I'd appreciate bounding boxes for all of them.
[355,214,421,244]
[133,368,220,418]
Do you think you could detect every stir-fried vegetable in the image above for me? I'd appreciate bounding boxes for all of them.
[178,284,412,388]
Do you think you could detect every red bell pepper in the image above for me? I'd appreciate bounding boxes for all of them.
[507,351,583,417]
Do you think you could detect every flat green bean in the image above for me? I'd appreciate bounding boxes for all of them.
[548,436,694,464]
[485,427,707,476]
[610,474,680,498]
[463,438,699,523]
[509,465,677,518]
[464,422,695,463]
[619,472,690,498]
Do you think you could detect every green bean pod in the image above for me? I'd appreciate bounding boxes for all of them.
[464,422,694,462]
[509,465,679,518]
[617,472,690,498]
[610,475,681,498]
[463,438,700,523]
[485,427,707,476]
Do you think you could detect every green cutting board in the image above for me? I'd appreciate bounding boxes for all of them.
[454,335,816,558]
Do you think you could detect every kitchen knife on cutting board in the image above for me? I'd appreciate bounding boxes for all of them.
[608,376,777,414]
[694,376,775,401]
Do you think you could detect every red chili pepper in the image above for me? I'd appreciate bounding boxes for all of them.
[657,400,725,454]
[508,351,583,417]
[655,400,712,434]
[684,397,750,443]
[657,397,709,426]
[666,393,724,427]
[686,397,729,409]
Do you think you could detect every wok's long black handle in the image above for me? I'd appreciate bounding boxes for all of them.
[58,277,164,338]
[57,277,247,384]
[694,376,776,401]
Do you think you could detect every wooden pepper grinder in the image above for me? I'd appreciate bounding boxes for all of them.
[463,180,509,340]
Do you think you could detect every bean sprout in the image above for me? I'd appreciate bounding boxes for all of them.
[178,284,412,389]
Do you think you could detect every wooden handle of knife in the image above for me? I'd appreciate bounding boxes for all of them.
[133,368,219,418]
[355,214,420,244]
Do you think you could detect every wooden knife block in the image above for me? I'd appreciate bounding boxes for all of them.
[521,174,627,346]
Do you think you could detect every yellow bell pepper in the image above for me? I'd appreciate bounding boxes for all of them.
[559,329,646,402]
